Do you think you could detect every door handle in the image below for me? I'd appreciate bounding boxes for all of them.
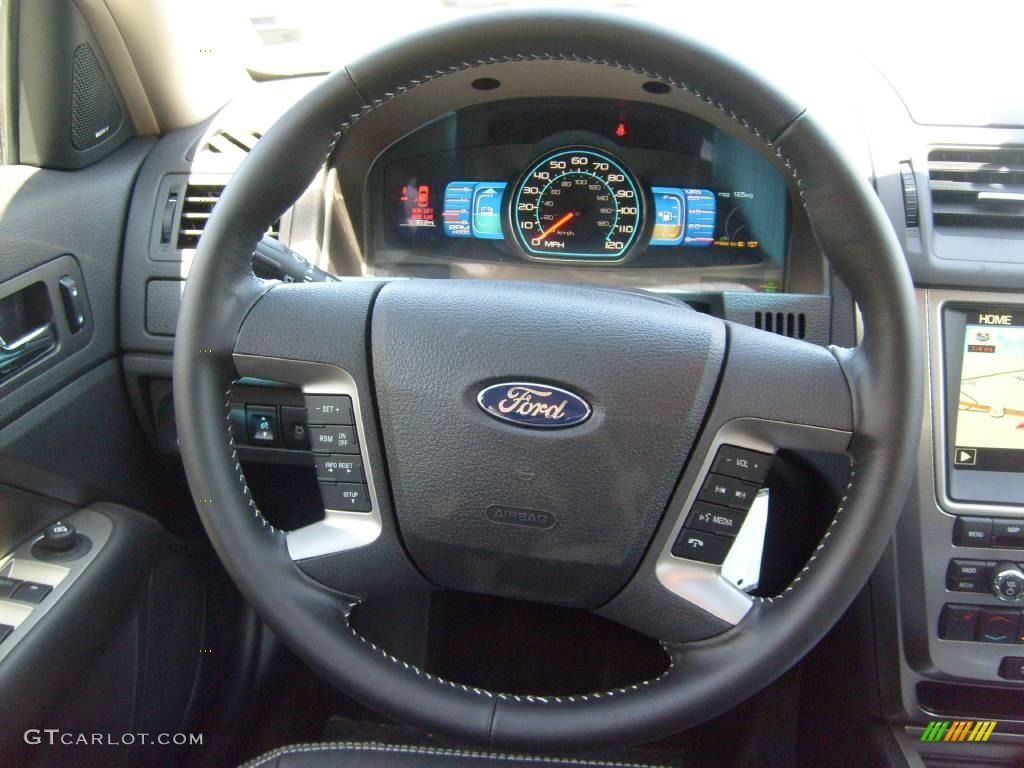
[0,323,56,380]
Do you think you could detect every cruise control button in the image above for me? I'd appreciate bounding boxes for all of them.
[939,604,979,641]
[697,473,759,511]
[977,608,1021,643]
[711,445,772,484]
[309,425,359,454]
[305,395,354,425]
[320,482,371,513]
[992,519,1024,549]
[686,502,745,538]
[11,582,51,604]
[671,528,733,564]
[315,455,365,482]
[953,517,992,547]
[0,577,22,598]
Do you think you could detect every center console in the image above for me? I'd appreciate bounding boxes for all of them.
[898,289,1024,719]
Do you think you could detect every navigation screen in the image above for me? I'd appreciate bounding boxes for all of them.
[952,310,1024,473]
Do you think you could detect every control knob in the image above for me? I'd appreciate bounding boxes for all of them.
[41,521,77,553]
[991,562,1024,602]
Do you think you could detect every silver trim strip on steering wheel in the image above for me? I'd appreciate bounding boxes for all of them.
[655,417,851,625]
[233,354,384,560]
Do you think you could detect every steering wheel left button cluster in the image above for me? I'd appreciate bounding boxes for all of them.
[305,394,373,514]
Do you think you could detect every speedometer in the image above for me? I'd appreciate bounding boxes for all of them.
[511,147,644,261]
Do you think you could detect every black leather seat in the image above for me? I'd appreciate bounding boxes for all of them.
[241,743,671,768]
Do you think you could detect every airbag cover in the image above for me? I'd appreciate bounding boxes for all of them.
[372,280,725,607]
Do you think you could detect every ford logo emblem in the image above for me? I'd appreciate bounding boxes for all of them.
[477,382,591,429]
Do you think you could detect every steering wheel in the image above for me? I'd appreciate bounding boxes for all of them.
[174,10,920,751]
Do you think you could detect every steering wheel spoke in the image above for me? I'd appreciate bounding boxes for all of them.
[226,280,432,601]
[596,322,854,640]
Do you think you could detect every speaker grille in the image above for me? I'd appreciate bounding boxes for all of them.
[71,43,121,151]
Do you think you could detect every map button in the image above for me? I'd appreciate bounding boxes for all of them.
[992,519,1024,549]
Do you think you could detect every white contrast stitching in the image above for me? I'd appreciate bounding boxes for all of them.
[340,602,674,704]
[224,389,283,535]
[755,459,856,604]
[223,56,835,702]
[240,741,672,768]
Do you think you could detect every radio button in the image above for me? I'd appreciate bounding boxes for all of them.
[947,559,994,592]
[950,559,994,579]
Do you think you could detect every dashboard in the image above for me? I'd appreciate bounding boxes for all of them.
[367,98,789,292]
[114,40,1024,764]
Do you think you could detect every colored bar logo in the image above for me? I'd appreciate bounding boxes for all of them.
[920,720,997,742]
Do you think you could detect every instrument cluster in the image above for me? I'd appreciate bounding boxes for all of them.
[369,98,791,291]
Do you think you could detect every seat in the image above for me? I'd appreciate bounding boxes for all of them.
[241,743,672,768]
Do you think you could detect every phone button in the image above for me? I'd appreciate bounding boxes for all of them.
[671,528,733,565]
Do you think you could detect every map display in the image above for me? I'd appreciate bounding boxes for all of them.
[953,314,1024,470]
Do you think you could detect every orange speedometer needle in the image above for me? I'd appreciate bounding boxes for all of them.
[536,212,575,242]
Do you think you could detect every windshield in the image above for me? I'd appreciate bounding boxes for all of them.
[238,1,1022,125]
[241,0,641,76]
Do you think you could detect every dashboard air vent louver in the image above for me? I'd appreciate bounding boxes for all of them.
[199,129,263,159]
[754,311,806,340]
[928,146,1024,231]
[177,184,279,250]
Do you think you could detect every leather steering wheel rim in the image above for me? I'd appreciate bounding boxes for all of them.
[173,10,921,751]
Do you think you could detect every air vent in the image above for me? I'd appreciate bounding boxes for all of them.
[198,129,263,159]
[176,184,279,250]
[754,311,806,339]
[928,146,1024,230]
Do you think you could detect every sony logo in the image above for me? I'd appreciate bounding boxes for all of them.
[978,314,1013,325]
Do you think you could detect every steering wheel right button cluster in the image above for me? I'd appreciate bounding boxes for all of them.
[671,445,774,565]
[304,393,373,514]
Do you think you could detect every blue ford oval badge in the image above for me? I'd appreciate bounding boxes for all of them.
[477,382,591,429]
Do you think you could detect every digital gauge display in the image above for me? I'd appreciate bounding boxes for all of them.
[511,148,643,260]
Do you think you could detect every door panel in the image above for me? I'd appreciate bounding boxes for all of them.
[0,139,152,429]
